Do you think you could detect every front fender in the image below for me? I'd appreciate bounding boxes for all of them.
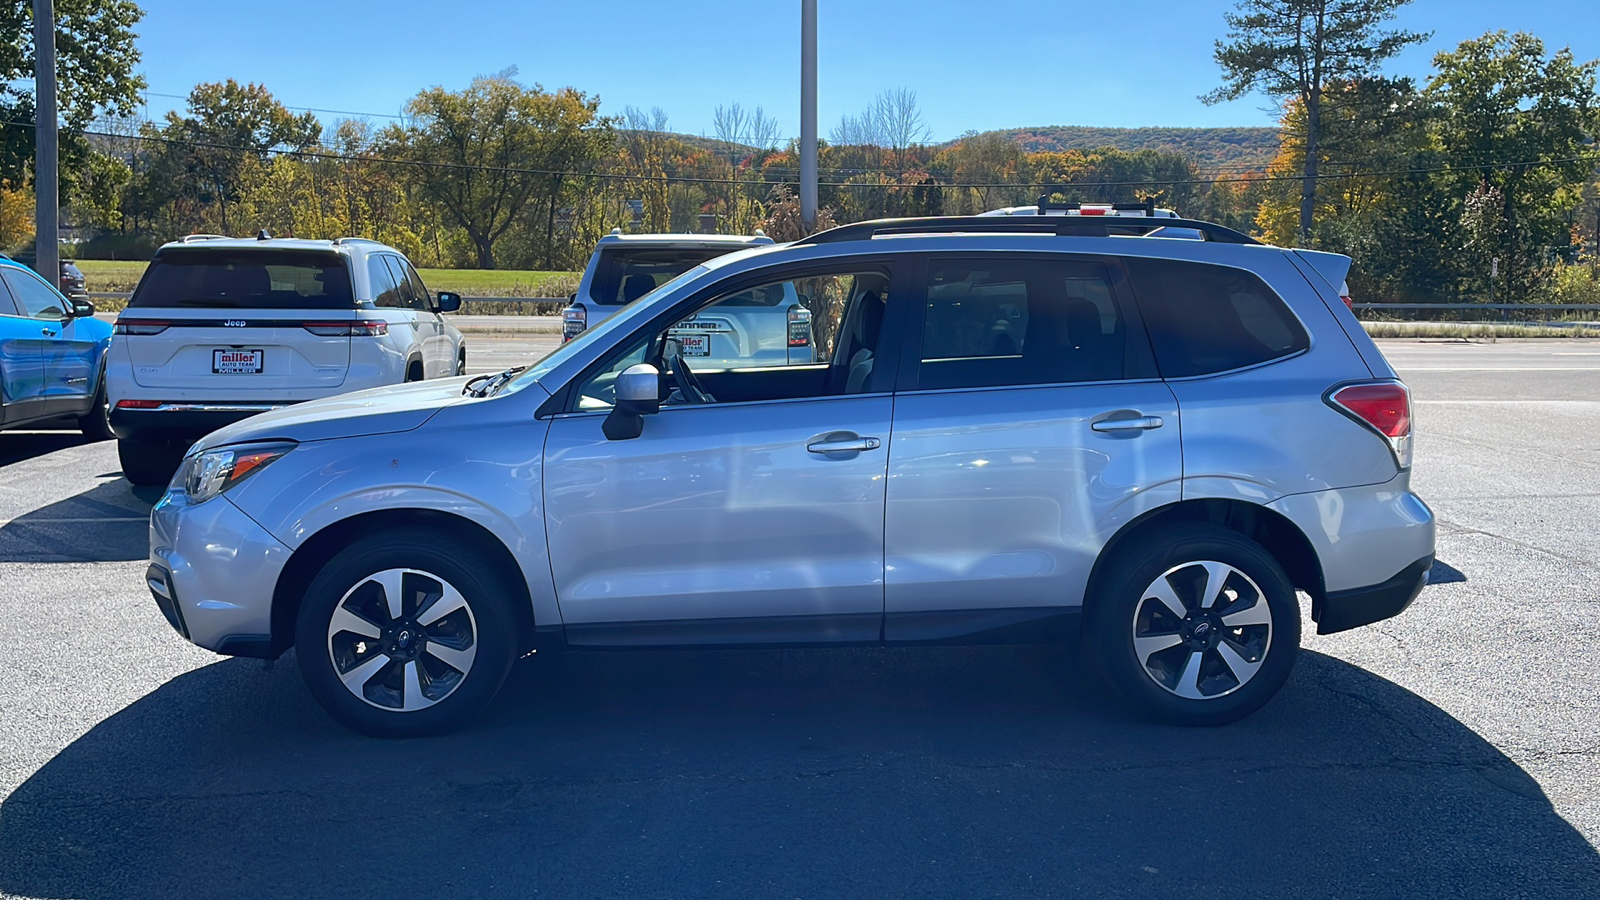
[226,415,560,630]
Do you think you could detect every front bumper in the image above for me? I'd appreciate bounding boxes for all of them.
[148,488,292,657]
[112,402,292,443]
[1317,554,1432,634]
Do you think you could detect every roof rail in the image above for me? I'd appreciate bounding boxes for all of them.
[180,233,229,243]
[794,215,1262,246]
[332,237,385,246]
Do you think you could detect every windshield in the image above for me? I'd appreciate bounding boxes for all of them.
[130,249,355,309]
[591,247,732,306]
[513,264,713,388]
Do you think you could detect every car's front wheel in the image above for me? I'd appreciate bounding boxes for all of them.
[1086,524,1300,726]
[295,531,518,737]
[77,367,114,441]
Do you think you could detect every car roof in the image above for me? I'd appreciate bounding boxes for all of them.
[595,232,773,249]
[153,236,396,256]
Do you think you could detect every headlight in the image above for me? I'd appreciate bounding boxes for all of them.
[182,443,295,503]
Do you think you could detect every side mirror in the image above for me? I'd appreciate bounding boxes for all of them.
[69,298,95,318]
[435,290,462,313]
[602,364,661,441]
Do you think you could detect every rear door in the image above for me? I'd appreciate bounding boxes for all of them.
[883,254,1183,639]
[391,257,449,377]
[120,248,355,396]
[0,265,93,415]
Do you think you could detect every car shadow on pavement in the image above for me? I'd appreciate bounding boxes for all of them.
[0,430,92,470]
[0,477,156,563]
[1,645,1595,899]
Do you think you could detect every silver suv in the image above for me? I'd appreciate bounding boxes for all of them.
[146,214,1434,736]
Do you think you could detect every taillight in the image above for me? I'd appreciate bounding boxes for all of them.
[115,399,162,409]
[562,305,587,342]
[304,321,388,336]
[1328,381,1412,468]
[1341,293,1354,310]
[114,319,170,335]
[787,306,812,347]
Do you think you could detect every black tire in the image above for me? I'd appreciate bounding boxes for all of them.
[1085,523,1300,726]
[295,531,518,737]
[118,438,185,486]
[77,368,114,441]
[456,351,467,376]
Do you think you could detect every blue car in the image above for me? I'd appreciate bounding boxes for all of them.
[0,255,114,439]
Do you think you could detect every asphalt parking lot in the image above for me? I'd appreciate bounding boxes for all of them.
[1,337,1598,898]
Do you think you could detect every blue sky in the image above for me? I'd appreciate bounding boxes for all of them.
[133,0,1599,140]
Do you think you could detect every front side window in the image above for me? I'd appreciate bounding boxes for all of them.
[574,270,889,410]
[916,257,1136,390]
[401,262,433,311]
[1,267,68,318]
[129,250,354,310]
[1124,258,1309,377]
[381,256,424,311]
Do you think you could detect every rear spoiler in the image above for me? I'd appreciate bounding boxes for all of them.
[1293,249,1352,293]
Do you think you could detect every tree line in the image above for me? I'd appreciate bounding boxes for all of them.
[1,0,1597,304]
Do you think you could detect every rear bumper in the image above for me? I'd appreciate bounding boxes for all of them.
[1317,554,1432,634]
[111,402,293,443]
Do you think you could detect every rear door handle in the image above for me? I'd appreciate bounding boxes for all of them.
[1091,415,1164,433]
[807,435,882,454]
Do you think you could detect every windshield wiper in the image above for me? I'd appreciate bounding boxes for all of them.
[464,365,527,398]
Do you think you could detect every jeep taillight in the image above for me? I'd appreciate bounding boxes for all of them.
[304,321,387,336]
[114,319,170,335]
[563,305,587,342]
[1328,381,1412,469]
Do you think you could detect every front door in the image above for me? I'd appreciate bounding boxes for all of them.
[0,266,87,417]
[542,266,901,645]
[0,274,46,423]
[883,254,1183,640]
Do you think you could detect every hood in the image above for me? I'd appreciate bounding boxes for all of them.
[195,375,477,451]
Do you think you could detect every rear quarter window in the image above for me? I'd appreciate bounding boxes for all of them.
[129,249,355,310]
[1124,258,1309,378]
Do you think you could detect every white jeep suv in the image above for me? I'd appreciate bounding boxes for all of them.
[108,235,465,485]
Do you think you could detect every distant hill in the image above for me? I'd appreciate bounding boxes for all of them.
[971,126,1280,170]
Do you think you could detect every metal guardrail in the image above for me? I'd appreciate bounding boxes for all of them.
[1354,303,1600,311]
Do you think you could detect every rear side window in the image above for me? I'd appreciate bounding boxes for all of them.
[591,248,732,306]
[1125,258,1309,378]
[916,257,1141,390]
[368,256,404,308]
[130,250,354,309]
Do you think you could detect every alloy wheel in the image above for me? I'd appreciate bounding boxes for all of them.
[325,568,478,711]
[1131,561,1273,700]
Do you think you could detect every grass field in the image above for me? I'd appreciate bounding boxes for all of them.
[76,259,579,300]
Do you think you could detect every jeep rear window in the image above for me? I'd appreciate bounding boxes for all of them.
[592,248,732,306]
[128,249,355,309]
[1125,258,1309,378]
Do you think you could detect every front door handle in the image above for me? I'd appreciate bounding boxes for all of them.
[1091,415,1164,433]
[40,327,58,337]
[807,435,882,454]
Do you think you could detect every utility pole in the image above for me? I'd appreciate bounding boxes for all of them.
[33,0,59,285]
[800,0,817,231]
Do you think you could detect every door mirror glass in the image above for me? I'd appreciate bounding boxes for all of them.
[69,298,95,318]
[436,290,462,312]
[603,364,661,441]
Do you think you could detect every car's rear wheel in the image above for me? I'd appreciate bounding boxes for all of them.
[295,531,518,737]
[77,369,114,441]
[1086,524,1299,726]
[118,439,185,486]
[456,351,467,376]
